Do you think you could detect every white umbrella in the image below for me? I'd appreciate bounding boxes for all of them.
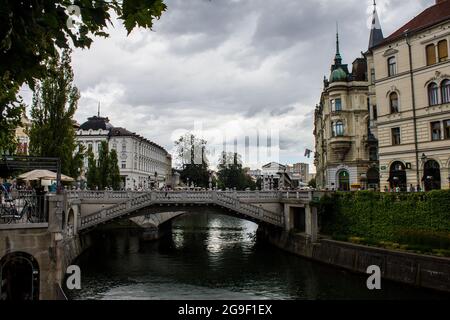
[18,169,74,182]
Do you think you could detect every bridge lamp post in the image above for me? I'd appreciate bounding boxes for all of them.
[208,171,212,190]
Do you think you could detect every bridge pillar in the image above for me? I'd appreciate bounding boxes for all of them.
[283,204,295,231]
[305,204,318,243]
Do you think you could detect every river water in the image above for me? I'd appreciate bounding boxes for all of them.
[68,213,448,300]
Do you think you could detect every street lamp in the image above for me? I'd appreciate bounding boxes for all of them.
[208,171,212,190]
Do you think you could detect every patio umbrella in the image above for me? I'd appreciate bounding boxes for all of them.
[18,169,74,182]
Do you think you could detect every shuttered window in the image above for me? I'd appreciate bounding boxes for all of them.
[438,40,448,62]
[426,44,436,65]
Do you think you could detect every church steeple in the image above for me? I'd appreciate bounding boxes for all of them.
[334,23,342,65]
[368,0,384,49]
[329,23,349,83]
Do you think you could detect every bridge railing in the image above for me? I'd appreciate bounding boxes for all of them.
[1,190,48,225]
[216,192,284,226]
[280,191,312,201]
[66,190,147,200]
[79,190,286,230]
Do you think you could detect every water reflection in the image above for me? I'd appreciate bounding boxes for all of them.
[68,213,449,300]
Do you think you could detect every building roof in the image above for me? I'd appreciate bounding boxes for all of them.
[368,1,384,49]
[79,116,114,131]
[377,0,450,47]
[78,115,169,155]
[109,127,169,154]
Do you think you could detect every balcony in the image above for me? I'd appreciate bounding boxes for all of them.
[329,136,352,161]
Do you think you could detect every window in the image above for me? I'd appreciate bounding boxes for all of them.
[431,122,441,141]
[428,83,439,106]
[373,105,378,120]
[334,121,344,136]
[370,68,375,84]
[122,144,126,152]
[121,161,127,169]
[331,98,342,112]
[426,44,436,65]
[388,57,397,76]
[390,92,399,113]
[444,119,450,139]
[442,79,450,104]
[392,128,401,145]
[438,40,448,62]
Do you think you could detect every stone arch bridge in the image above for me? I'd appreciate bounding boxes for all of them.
[0,190,323,299]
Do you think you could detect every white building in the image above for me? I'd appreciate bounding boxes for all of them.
[76,115,172,190]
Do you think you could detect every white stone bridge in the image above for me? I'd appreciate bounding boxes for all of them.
[1,190,323,300]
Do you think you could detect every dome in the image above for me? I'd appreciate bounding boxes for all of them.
[79,116,114,131]
[330,67,348,83]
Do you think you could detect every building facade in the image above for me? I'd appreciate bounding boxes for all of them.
[76,115,172,190]
[371,0,450,191]
[314,28,379,191]
[15,112,31,155]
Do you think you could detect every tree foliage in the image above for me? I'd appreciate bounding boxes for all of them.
[86,149,98,189]
[217,152,255,190]
[0,73,24,154]
[0,0,167,151]
[174,133,210,188]
[86,141,121,190]
[109,149,121,190]
[28,49,84,178]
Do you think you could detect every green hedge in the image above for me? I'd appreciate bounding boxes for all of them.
[317,190,450,252]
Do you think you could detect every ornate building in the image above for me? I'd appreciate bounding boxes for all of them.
[371,0,450,191]
[76,115,172,190]
[15,111,31,155]
[314,24,379,190]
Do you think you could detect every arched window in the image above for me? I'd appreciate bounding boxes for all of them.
[388,57,397,76]
[438,40,448,62]
[442,79,450,104]
[390,92,399,113]
[334,121,344,136]
[428,83,439,106]
[426,44,436,65]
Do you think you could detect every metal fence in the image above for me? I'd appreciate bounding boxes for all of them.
[0,190,48,224]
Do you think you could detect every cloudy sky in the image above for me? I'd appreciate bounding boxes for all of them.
[23,0,434,170]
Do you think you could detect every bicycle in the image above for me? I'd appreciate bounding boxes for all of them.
[0,199,35,224]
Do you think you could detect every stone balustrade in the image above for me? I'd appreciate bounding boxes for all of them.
[78,190,289,231]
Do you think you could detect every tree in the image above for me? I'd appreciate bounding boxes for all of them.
[174,133,210,188]
[97,141,110,189]
[28,50,84,178]
[0,0,167,152]
[0,73,24,154]
[86,143,121,190]
[308,178,317,189]
[86,150,98,189]
[109,149,121,190]
[217,152,255,190]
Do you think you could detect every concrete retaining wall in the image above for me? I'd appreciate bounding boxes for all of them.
[259,227,450,293]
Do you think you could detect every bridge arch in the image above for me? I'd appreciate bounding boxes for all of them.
[0,252,40,300]
[78,192,285,232]
[97,205,275,232]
